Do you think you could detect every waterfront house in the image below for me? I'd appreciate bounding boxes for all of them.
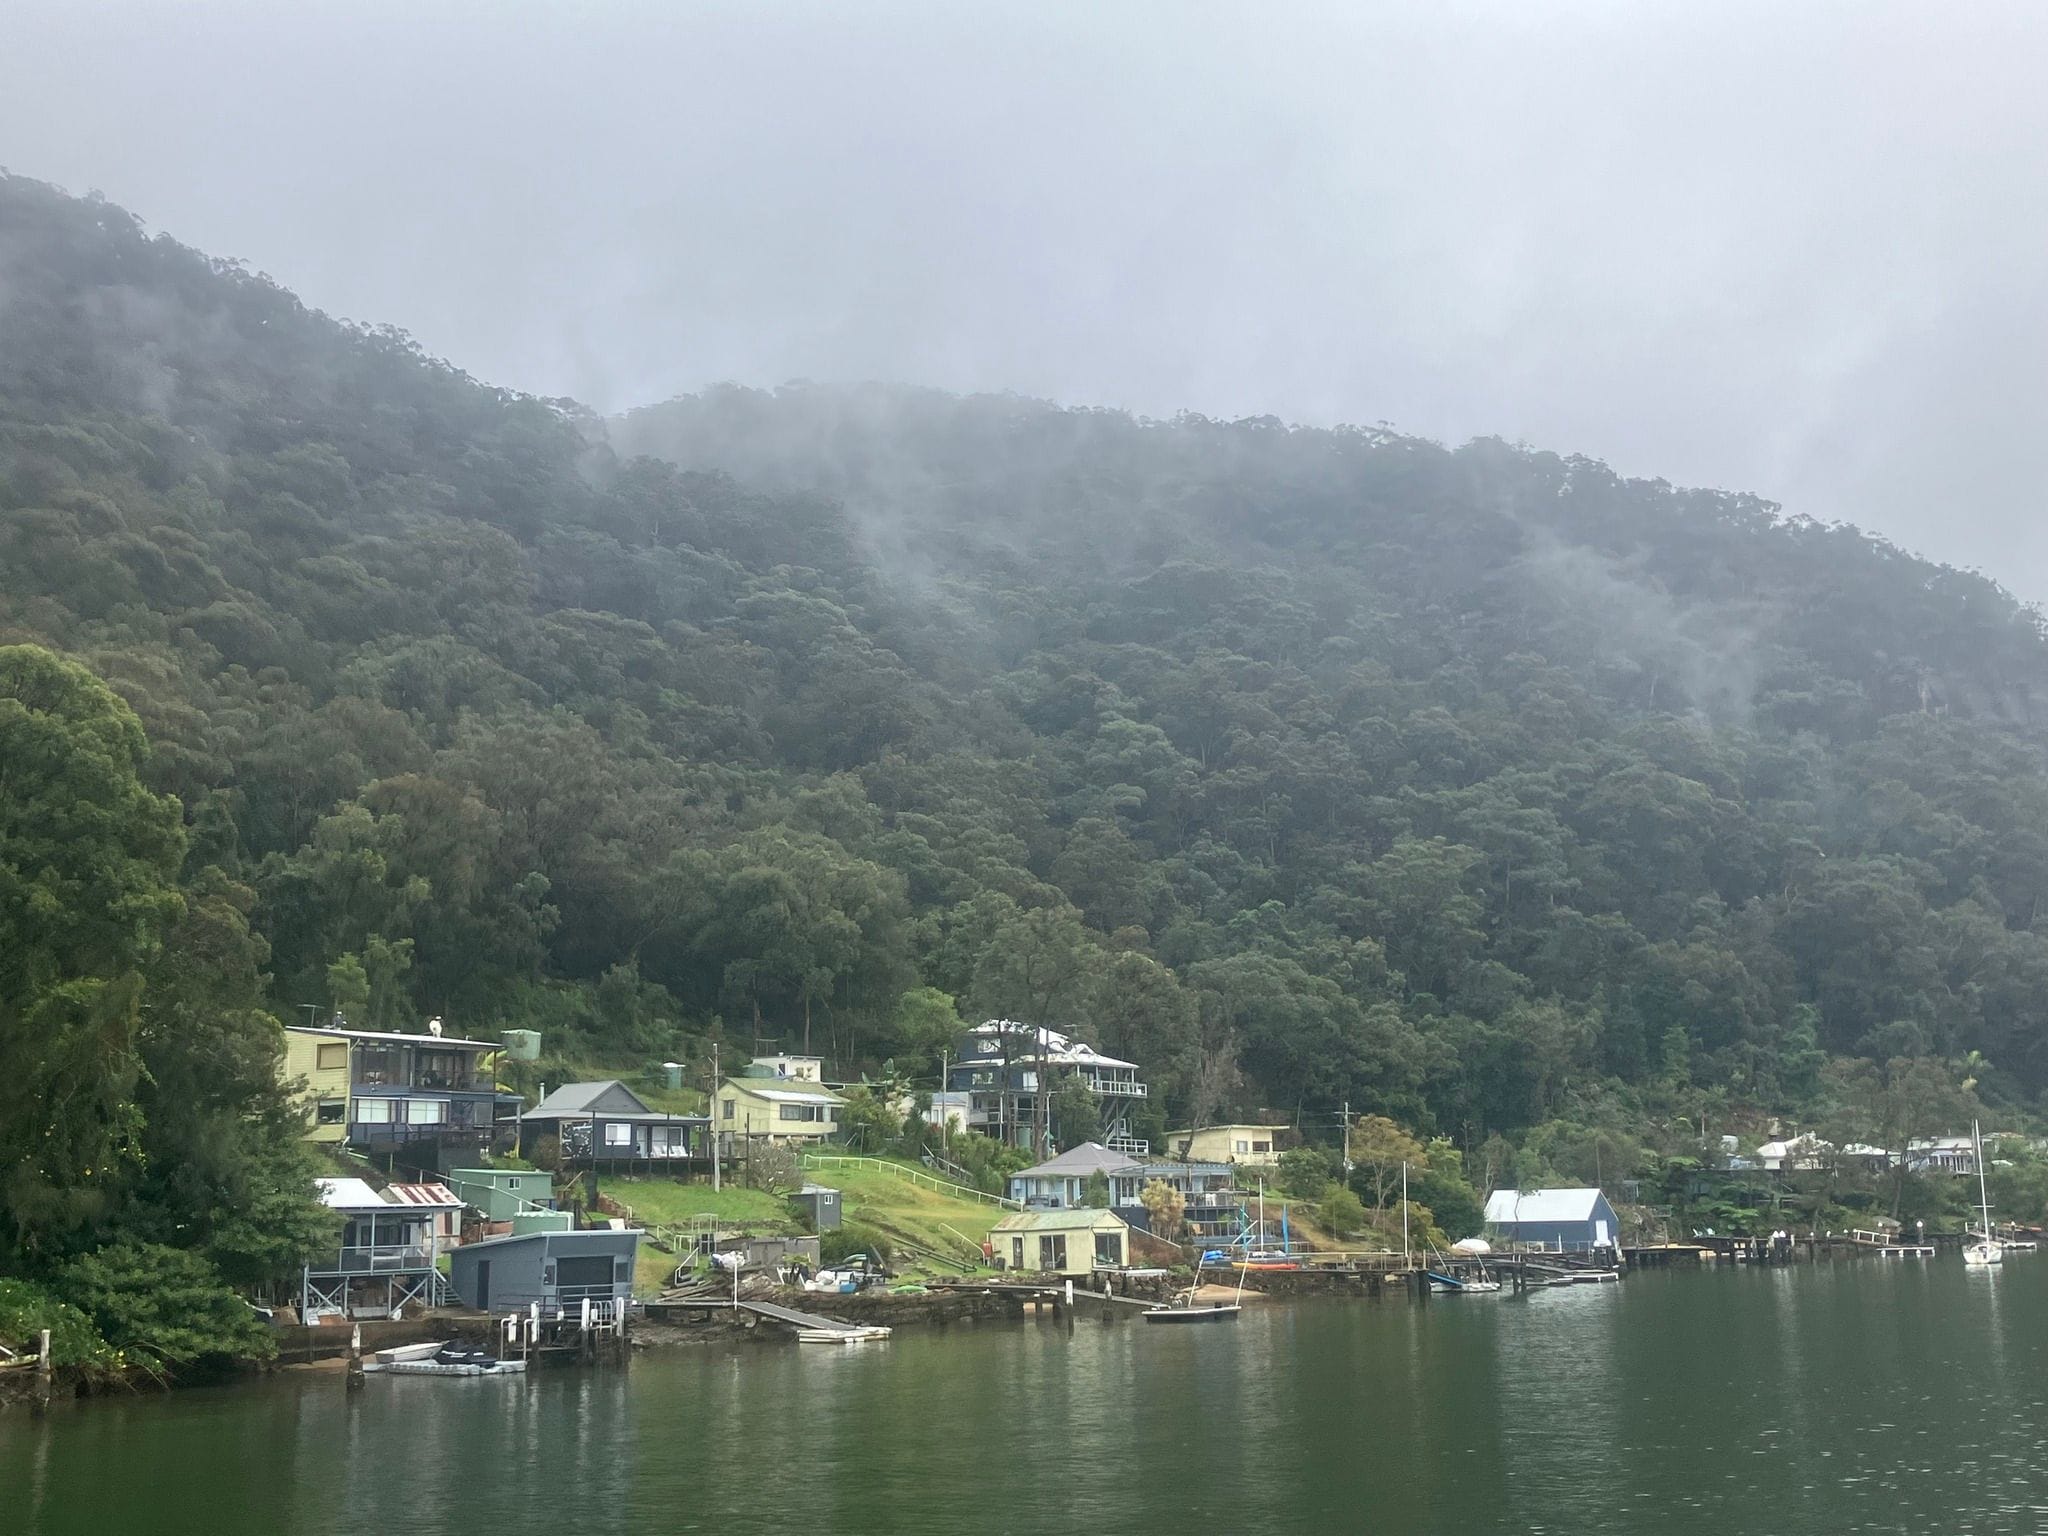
[946,1019,1151,1155]
[448,1227,642,1314]
[1483,1188,1622,1251]
[1008,1142,1140,1207]
[716,1074,844,1150]
[284,1023,518,1159]
[1164,1124,1287,1167]
[1110,1159,1242,1242]
[518,1080,710,1167]
[989,1209,1130,1276]
[300,1176,463,1320]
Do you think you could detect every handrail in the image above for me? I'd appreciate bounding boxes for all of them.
[802,1153,1025,1209]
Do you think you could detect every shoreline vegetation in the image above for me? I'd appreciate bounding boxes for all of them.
[10,171,2048,1394]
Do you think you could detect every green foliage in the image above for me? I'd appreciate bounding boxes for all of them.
[820,1223,894,1267]
[1139,1178,1187,1240]
[0,645,185,1256]
[56,1242,273,1375]
[1321,1185,1367,1235]
[0,1278,117,1373]
[1409,1141,1486,1240]
[1050,1073,1102,1150]
[835,1086,908,1154]
[944,1131,1034,1194]
[1277,1146,1337,1202]
[8,172,2048,1279]
[1081,1170,1112,1208]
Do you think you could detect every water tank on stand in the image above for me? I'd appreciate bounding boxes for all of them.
[502,1029,542,1062]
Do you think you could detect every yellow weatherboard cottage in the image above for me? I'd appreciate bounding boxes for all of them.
[1165,1124,1285,1167]
[716,1073,844,1148]
[990,1209,1130,1276]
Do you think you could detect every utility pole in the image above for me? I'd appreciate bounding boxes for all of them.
[940,1049,950,1157]
[1342,1101,1352,1178]
[710,1041,721,1194]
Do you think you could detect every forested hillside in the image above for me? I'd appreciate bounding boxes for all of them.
[8,168,2048,1240]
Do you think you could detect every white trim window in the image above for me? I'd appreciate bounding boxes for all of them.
[355,1099,394,1124]
[405,1098,447,1125]
[603,1121,634,1147]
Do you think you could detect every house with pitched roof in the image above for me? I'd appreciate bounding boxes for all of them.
[518,1080,710,1166]
[716,1073,844,1148]
[1483,1187,1623,1251]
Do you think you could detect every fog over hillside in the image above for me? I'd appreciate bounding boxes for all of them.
[8,3,2048,595]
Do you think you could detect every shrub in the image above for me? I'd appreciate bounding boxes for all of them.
[1277,1146,1335,1201]
[821,1224,894,1267]
[58,1242,274,1376]
[1321,1186,1367,1236]
[0,1278,118,1374]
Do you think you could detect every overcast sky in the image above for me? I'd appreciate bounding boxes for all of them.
[8,2,2048,595]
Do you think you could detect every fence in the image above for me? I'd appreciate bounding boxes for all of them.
[801,1153,1025,1209]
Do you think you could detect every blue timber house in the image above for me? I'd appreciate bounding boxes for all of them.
[517,1080,710,1169]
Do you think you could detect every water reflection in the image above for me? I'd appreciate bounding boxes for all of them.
[12,1259,2048,1535]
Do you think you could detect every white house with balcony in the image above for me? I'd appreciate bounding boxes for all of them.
[947,1019,1151,1155]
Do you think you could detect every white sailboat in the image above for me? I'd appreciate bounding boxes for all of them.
[1963,1118,2002,1267]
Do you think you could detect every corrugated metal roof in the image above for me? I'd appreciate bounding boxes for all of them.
[991,1209,1129,1233]
[728,1082,843,1104]
[385,1182,464,1209]
[1483,1188,1608,1225]
[531,1080,646,1114]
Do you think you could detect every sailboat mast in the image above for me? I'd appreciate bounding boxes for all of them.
[1976,1119,1993,1239]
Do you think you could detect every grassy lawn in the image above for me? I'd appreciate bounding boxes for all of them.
[601,1177,798,1231]
[802,1158,1009,1274]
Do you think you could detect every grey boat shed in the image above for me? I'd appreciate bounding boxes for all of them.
[448,1228,642,1313]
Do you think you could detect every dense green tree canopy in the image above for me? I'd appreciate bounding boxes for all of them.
[7,170,2048,1217]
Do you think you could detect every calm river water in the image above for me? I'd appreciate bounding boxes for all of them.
[9,1257,2048,1535]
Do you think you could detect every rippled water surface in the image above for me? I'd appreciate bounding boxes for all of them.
[9,1257,2048,1534]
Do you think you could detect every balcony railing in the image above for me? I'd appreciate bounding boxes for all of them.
[307,1242,440,1276]
[1078,1076,1148,1097]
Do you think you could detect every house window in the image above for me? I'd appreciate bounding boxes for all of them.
[1095,1231,1121,1266]
[778,1103,824,1122]
[316,1043,348,1071]
[603,1122,634,1147]
[405,1098,447,1125]
[1011,1236,1025,1269]
[354,1047,398,1086]
[1043,1235,1067,1270]
[355,1099,394,1123]
[1252,1141,1271,1155]
[1234,1139,1249,1154]
[316,1100,346,1125]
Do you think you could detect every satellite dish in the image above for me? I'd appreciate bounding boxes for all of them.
[426,1016,444,1037]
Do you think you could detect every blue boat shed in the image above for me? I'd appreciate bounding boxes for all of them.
[1483,1187,1622,1251]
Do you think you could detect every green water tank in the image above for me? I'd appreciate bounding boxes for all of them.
[502,1029,542,1061]
[663,1061,684,1090]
